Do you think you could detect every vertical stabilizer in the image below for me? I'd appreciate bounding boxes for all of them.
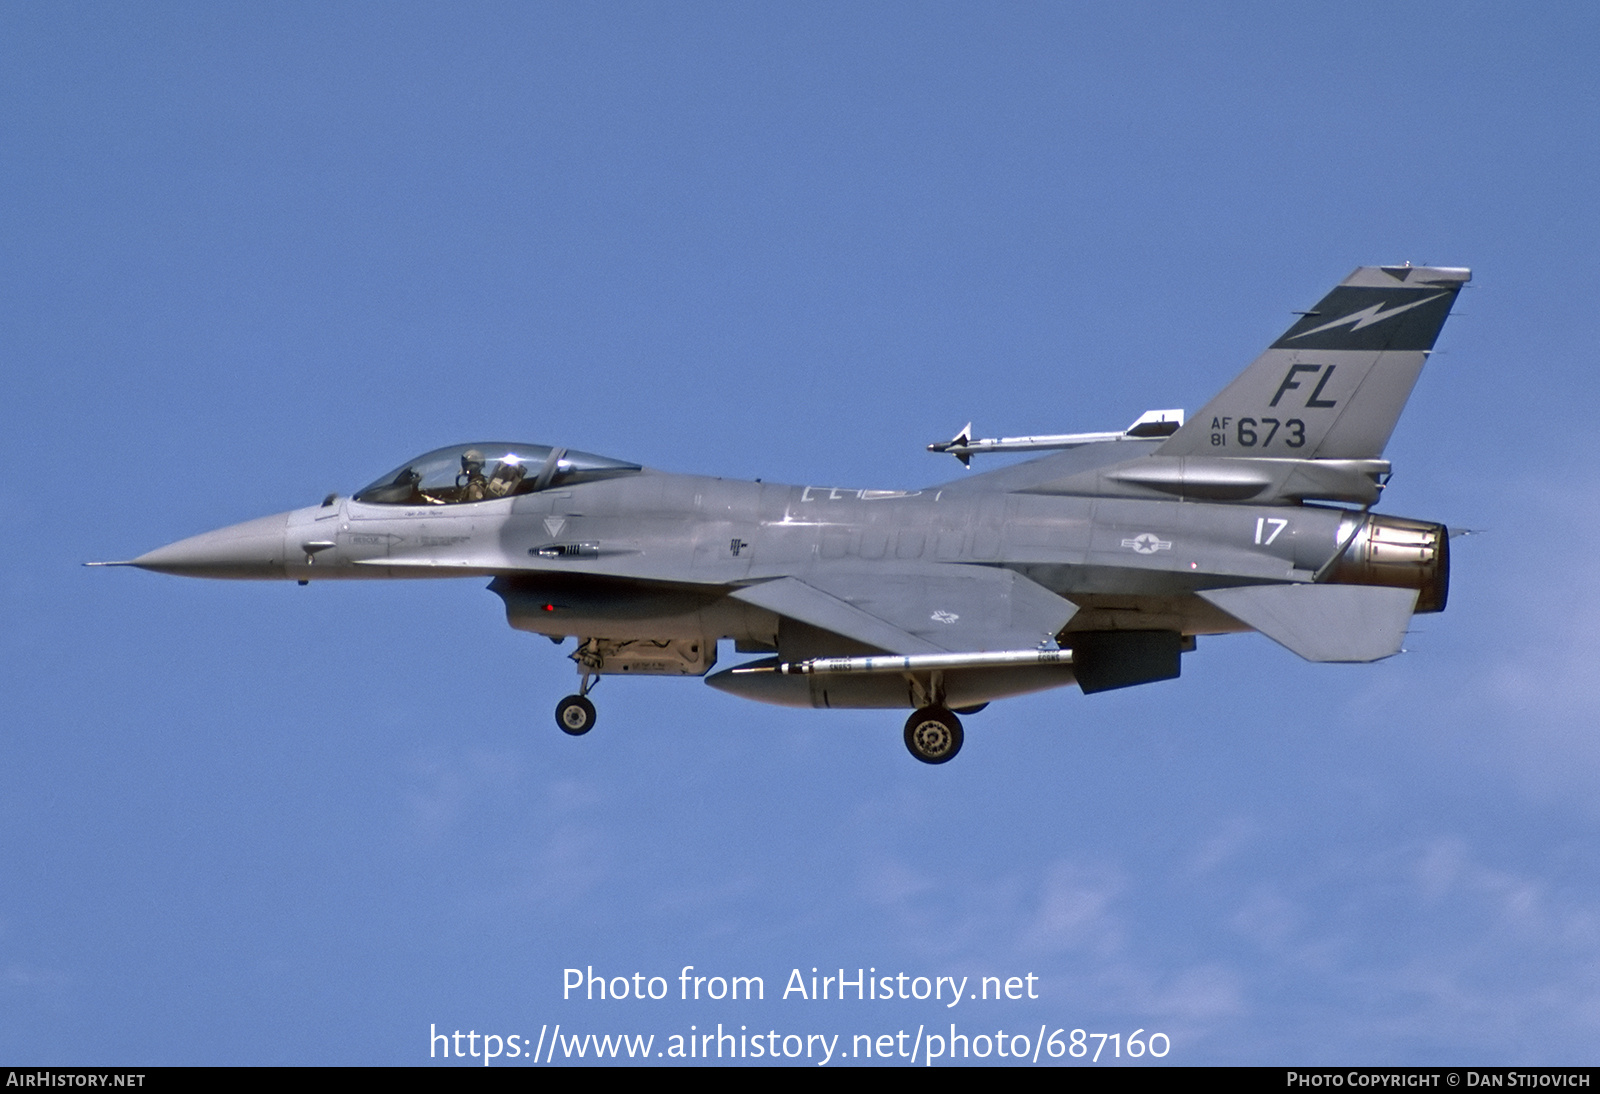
[1158,266,1469,460]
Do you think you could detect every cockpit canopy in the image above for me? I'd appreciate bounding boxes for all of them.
[352,443,641,506]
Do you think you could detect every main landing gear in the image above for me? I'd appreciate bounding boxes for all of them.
[903,706,964,764]
[553,668,971,763]
[555,672,598,736]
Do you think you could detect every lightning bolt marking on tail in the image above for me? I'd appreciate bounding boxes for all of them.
[1288,292,1448,339]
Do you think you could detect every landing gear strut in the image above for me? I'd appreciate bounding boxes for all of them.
[903,707,963,764]
[555,672,598,736]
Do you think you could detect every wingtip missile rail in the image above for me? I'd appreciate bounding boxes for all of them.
[928,409,1184,464]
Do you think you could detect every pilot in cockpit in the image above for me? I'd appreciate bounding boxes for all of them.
[354,443,640,508]
[457,449,489,502]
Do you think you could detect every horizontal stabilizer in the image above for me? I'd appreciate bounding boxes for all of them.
[1198,584,1418,662]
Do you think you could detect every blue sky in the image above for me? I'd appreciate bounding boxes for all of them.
[4,2,1599,1065]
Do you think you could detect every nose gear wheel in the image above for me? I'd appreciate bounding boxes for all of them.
[556,694,596,735]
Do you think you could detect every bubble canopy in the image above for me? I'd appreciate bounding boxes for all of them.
[352,443,642,506]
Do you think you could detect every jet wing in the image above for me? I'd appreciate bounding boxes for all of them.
[730,565,1077,655]
[1198,584,1418,662]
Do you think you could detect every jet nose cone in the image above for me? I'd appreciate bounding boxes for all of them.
[132,512,290,578]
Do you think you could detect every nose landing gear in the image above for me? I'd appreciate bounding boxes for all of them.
[555,694,596,735]
[555,671,598,736]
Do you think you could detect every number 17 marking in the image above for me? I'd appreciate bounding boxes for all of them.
[1254,517,1288,545]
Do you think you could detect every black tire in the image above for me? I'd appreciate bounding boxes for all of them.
[556,694,596,736]
[903,707,963,764]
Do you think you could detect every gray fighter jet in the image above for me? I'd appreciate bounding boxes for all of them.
[95,265,1466,763]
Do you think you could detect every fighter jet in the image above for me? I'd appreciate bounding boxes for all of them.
[93,265,1466,763]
